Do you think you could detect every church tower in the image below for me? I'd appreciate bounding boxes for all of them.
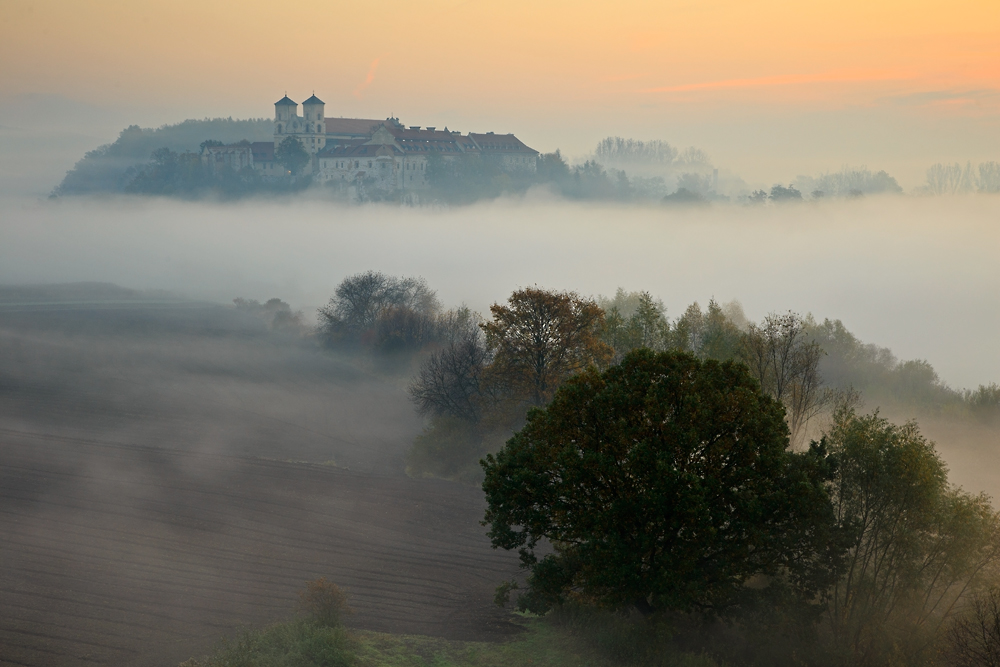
[301,94,326,153]
[274,95,297,148]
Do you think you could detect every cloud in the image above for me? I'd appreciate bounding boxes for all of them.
[353,58,381,99]
[886,88,1000,106]
[642,69,912,93]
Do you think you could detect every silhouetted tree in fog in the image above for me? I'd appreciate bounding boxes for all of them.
[409,312,493,424]
[738,312,826,445]
[318,271,440,347]
[949,587,1000,667]
[769,184,802,201]
[276,136,310,175]
[827,405,1000,665]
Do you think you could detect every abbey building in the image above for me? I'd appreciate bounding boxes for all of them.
[202,94,539,192]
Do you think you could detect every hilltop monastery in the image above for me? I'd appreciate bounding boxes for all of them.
[202,94,539,191]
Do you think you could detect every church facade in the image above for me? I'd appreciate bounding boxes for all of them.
[246,94,538,191]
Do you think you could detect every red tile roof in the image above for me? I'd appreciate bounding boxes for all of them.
[325,118,385,136]
[468,133,538,154]
[313,118,538,157]
[318,141,405,158]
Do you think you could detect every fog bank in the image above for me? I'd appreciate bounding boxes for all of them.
[2,194,997,390]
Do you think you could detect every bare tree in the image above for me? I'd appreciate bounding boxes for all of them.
[926,162,978,195]
[950,588,1000,667]
[979,162,1000,194]
[594,137,678,166]
[738,312,827,446]
[409,314,493,424]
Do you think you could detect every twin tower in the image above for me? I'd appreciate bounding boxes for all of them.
[274,94,327,154]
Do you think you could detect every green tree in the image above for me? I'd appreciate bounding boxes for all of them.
[598,290,669,362]
[770,184,803,201]
[536,150,571,183]
[671,301,705,353]
[482,349,845,616]
[826,405,1000,665]
[276,135,310,175]
[124,147,206,195]
[698,299,743,361]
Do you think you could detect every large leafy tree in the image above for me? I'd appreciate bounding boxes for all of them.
[482,349,845,616]
[482,287,611,408]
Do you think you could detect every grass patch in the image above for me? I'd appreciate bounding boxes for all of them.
[187,620,355,667]
[185,614,719,667]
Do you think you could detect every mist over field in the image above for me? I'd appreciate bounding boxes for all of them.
[7,0,1000,662]
[3,111,1000,667]
[2,193,997,392]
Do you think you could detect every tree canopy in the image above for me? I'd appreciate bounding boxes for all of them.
[482,349,844,616]
[482,287,611,407]
[826,405,1000,664]
[276,136,310,175]
[318,271,440,347]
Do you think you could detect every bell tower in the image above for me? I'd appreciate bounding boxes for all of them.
[274,95,297,147]
[301,93,326,153]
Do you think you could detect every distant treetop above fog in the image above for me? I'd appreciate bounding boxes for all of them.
[795,166,903,199]
[592,136,712,168]
[594,137,679,165]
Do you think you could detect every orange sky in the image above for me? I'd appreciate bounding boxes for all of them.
[2,0,999,184]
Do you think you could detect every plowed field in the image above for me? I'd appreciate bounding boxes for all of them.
[0,296,521,667]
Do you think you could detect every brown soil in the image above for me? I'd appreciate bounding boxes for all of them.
[0,302,521,667]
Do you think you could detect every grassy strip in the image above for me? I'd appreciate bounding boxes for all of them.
[185,615,719,667]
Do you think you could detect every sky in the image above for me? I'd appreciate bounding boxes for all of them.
[2,0,1000,187]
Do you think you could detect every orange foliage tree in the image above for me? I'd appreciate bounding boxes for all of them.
[482,287,612,408]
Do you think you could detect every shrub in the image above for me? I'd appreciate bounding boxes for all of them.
[298,578,351,628]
